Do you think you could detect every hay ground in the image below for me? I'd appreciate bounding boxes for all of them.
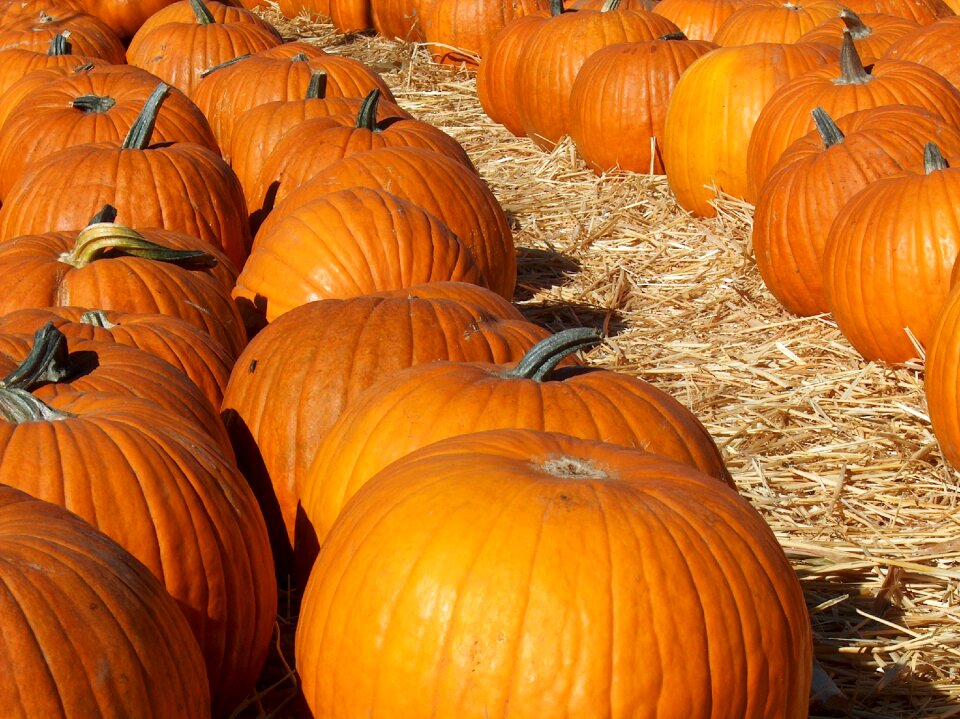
[237,9,960,718]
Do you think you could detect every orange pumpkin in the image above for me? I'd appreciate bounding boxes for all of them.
[796,9,919,63]
[651,0,744,40]
[0,7,125,61]
[711,0,845,45]
[926,265,960,470]
[882,16,960,90]
[296,428,812,719]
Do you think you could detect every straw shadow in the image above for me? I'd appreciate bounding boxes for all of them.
[518,300,629,339]
[513,245,581,301]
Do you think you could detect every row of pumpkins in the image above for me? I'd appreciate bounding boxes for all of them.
[0,1,819,718]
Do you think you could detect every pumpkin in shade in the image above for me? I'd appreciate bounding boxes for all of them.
[296,428,812,719]
[371,0,425,41]
[926,264,960,470]
[126,0,282,96]
[0,64,219,200]
[298,328,732,572]
[711,0,845,46]
[0,7,125,62]
[259,146,516,300]
[75,0,181,40]
[0,485,210,719]
[796,9,919,64]
[662,41,838,216]
[234,186,488,328]
[221,283,563,567]
[568,33,716,175]
[753,105,960,317]
[651,0,743,41]
[824,143,960,362]
[0,33,100,98]
[0,84,252,270]
[0,306,234,409]
[330,0,372,32]
[745,31,960,201]
[882,16,960,91]
[0,324,278,717]
[516,0,681,150]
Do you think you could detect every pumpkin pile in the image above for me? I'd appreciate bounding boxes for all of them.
[0,0,821,716]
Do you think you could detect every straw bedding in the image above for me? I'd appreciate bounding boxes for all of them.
[237,8,960,717]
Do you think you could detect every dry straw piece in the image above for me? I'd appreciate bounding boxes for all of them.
[239,5,960,718]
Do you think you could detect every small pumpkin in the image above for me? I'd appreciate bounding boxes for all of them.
[0,7,125,61]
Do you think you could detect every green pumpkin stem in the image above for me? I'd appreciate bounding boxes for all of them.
[924,143,949,173]
[812,107,844,148]
[306,71,327,99]
[838,8,871,39]
[189,0,216,24]
[80,310,116,329]
[73,62,96,73]
[835,30,870,85]
[122,83,170,150]
[0,387,71,423]
[549,0,565,15]
[88,204,118,225]
[601,0,622,10]
[503,328,602,382]
[201,54,251,78]
[64,223,219,269]
[48,33,72,55]
[71,94,117,114]
[292,52,309,62]
[0,323,73,391]
[658,31,688,41]
[355,89,381,131]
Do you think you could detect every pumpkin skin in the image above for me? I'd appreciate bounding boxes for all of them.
[235,187,488,330]
[371,0,425,41]
[568,35,717,175]
[753,105,960,317]
[796,9,919,64]
[926,271,960,470]
[516,6,681,150]
[841,0,952,23]
[75,0,181,39]
[662,41,839,217]
[651,0,744,40]
[711,0,845,46]
[298,329,733,570]
[0,306,234,409]
[0,0,86,25]
[0,329,277,717]
[882,16,960,91]
[221,283,561,565]
[0,485,211,719]
[330,0,372,31]
[745,34,960,200]
[0,65,219,200]
[824,145,960,362]
[126,0,282,96]
[296,428,812,719]
[0,35,100,99]
[0,8,125,62]
[264,146,517,300]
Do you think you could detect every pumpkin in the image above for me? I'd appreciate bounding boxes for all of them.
[651,0,743,40]
[753,105,960,317]
[796,9,919,64]
[235,186,488,330]
[75,0,181,39]
[841,0,952,23]
[882,16,960,91]
[662,41,838,216]
[259,146,517,299]
[221,283,563,566]
[926,266,960,470]
[824,143,960,362]
[296,428,812,719]
[0,216,247,360]
[516,1,681,150]
[0,33,100,98]
[126,0,282,96]
[568,33,716,175]
[0,64,219,200]
[0,324,278,716]
[0,84,252,270]
[0,7,125,61]
[746,31,960,200]
[0,306,234,409]
[298,328,732,571]
[371,0,425,41]
[277,0,329,17]
[711,0,845,46]
[0,484,210,718]
[0,0,86,25]
[330,0,372,31]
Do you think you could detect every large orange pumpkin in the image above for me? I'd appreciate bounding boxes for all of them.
[651,0,743,40]
[296,428,812,719]
[711,0,845,45]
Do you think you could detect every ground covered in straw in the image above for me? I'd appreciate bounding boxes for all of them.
[237,9,960,718]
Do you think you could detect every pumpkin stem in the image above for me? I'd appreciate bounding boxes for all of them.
[188,0,216,24]
[0,387,71,423]
[601,0,622,10]
[48,32,72,55]
[658,31,688,40]
[924,143,949,173]
[88,204,118,225]
[63,223,219,269]
[355,89,381,132]
[80,310,116,329]
[834,30,871,85]
[71,94,116,114]
[0,323,73,391]
[201,54,251,78]
[122,83,170,150]
[838,8,871,39]
[812,107,844,148]
[306,70,327,99]
[292,52,309,62]
[503,327,603,382]
[549,0,565,14]
[73,62,96,73]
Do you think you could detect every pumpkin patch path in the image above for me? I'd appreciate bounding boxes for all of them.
[239,8,960,717]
